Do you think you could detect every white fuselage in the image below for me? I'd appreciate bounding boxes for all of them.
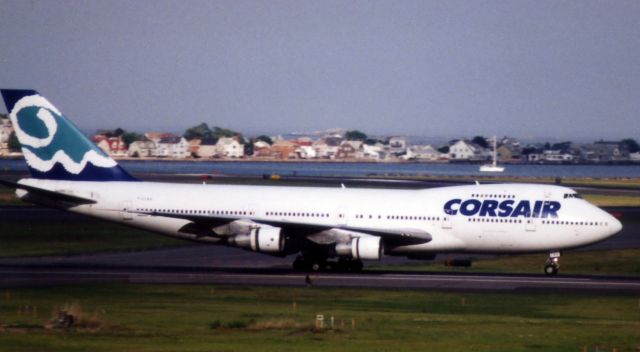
[17,179,622,257]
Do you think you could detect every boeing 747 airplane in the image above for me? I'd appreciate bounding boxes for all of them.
[0,89,622,275]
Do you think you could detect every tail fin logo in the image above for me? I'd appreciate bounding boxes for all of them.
[9,94,118,175]
[11,95,59,148]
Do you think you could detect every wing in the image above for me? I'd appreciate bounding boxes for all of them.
[133,209,431,245]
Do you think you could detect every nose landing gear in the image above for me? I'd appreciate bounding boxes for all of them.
[544,251,561,276]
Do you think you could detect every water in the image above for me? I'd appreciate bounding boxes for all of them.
[2,158,640,178]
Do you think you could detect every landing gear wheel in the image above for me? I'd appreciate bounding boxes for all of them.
[293,255,326,272]
[544,263,559,276]
[544,251,561,276]
[310,261,325,272]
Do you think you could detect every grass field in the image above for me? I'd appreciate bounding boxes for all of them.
[582,193,640,207]
[0,284,638,352]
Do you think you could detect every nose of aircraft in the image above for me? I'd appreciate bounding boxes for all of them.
[604,210,623,238]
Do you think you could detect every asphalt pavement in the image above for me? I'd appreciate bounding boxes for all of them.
[0,265,639,293]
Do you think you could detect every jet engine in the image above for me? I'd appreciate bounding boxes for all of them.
[335,236,382,260]
[227,224,284,254]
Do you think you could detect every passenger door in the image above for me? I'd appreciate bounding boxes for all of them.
[441,215,452,229]
[525,212,536,232]
[337,206,348,226]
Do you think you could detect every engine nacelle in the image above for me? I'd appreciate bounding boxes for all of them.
[228,224,284,254]
[335,237,382,260]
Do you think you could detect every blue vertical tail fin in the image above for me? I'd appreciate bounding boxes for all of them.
[1,89,137,181]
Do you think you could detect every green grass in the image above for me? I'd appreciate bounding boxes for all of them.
[374,249,640,276]
[0,284,638,352]
[582,193,640,207]
[0,218,187,257]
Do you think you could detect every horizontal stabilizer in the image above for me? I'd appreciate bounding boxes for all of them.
[0,179,96,204]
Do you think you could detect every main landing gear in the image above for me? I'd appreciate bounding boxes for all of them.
[292,255,363,272]
[544,251,561,276]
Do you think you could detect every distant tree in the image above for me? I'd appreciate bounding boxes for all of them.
[345,130,367,141]
[544,142,551,150]
[0,113,7,120]
[8,132,20,151]
[244,142,253,156]
[438,145,450,154]
[255,135,273,145]
[183,123,212,140]
[211,126,241,139]
[121,131,144,147]
[364,138,382,146]
[551,141,572,152]
[521,146,537,156]
[472,136,488,149]
[102,128,125,138]
[621,138,640,153]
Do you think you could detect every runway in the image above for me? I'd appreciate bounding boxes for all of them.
[1,265,639,293]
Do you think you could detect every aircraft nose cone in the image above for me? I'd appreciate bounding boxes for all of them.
[609,214,623,236]
[601,209,623,238]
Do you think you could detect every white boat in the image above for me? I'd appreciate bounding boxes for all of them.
[479,136,505,173]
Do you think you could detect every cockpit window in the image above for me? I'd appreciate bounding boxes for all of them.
[563,193,582,199]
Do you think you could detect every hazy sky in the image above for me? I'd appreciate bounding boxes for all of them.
[1,0,639,140]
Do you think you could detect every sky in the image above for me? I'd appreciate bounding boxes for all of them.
[0,0,639,141]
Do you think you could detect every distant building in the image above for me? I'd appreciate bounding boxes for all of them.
[252,140,272,158]
[543,150,575,163]
[215,137,244,158]
[361,143,384,160]
[591,141,629,162]
[405,145,441,161]
[528,150,574,163]
[0,119,11,143]
[271,140,298,159]
[497,145,520,161]
[313,135,342,159]
[189,139,202,156]
[296,145,317,159]
[0,119,13,156]
[197,139,218,158]
[294,137,314,147]
[93,135,128,157]
[336,140,362,159]
[154,136,190,158]
[128,140,156,158]
[388,137,407,155]
[448,140,485,160]
[497,138,522,161]
[145,132,177,144]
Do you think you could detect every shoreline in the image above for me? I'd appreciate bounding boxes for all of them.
[3,155,640,166]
